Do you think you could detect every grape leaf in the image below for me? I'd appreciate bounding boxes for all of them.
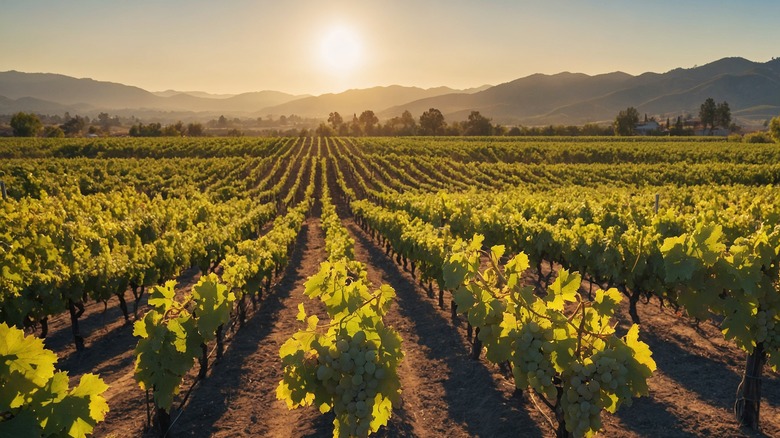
[192,275,233,340]
[592,288,622,317]
[545,269,580,311]
[147,280,177,312]
[721,297,758,352]
[0,410,40,438]
[0,322,58,409]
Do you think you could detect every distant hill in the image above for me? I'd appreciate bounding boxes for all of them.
[152,90,238,99]
[258,85,474,118]
[0,71,305,117]
[381,57,780,126]
[2,57,779,126]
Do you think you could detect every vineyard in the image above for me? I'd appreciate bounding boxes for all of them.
[1,136,779,437]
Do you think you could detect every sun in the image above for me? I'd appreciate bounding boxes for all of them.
[320,25,363,75]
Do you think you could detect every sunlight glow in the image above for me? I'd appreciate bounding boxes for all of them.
[319,25,363,75]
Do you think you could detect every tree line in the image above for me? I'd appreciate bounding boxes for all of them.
[314,109,615,137]
[613,98,734,136]
[5,104,780,141]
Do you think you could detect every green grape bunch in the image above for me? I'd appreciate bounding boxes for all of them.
[511,321,558,401]
[315,330,389,437]
[278,309,403,438]
[444,235,656,437]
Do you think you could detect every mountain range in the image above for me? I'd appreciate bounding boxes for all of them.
[1,57,779,127]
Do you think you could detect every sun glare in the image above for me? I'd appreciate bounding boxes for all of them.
[320,25,363,75]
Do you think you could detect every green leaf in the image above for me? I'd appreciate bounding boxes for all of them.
[660,235,697,282]
[490,245,505,265]
[504,252,529,289]
[69,373,110,424]
[369,393,394,431]
[0,322,58,409]
[545,269,580,311]
[592,288,622,317]
[452,286,476,314]
[692,223,725,266]
[550,338,577,373]
[443,252,469,290]
[721,297,758,352]
[148,280,177,312]
[31,371,109,438]
[0,410,40,438]
[192,275,232,340]
[303,263,330,298]
[623,325,656,395]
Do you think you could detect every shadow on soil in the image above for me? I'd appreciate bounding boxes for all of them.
[56,322,136,377]
[615,393,695,437]
[642,328,779,414]
[169,223,331,437]
[348,221,545,437]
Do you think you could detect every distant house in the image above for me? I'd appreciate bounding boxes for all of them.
[634,120,660,135]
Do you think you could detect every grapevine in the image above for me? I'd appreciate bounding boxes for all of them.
[277,159,404,437]
[443,235,656,437]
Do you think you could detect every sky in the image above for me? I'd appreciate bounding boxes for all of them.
[1,0,779,96]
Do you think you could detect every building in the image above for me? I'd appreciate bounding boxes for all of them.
[634,120,660,135]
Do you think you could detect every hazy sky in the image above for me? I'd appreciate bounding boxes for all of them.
[2,0,779,96]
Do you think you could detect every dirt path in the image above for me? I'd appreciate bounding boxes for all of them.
[170,218,331,438]
[345,218,551,437]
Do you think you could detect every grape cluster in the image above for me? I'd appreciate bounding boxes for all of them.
[756,308,779,348]
[316,330,385,437]
[512,321,557,400]
[562,352,631,436]
[562,365,603,437]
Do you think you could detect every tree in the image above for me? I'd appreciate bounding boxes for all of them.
[716,101,731,131]
[97,112,119,132]
[129,122,162,137]
[60,115,86,136]
[384,110,418,136]
[315,122,335,137]
[613,107,639,136]
[327,112,343,131]
[419,108,446,135]
[43,125,65,138]
[162,122,183,136]
[699,98,717,133]
[463,111,493,136]
[675,116,684,132]
[358,110,379,135]
[217,115,228,128]
[349,114,362,136]
[10,112,43,137]
[186,123,204,137]
[769,116,780,143]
